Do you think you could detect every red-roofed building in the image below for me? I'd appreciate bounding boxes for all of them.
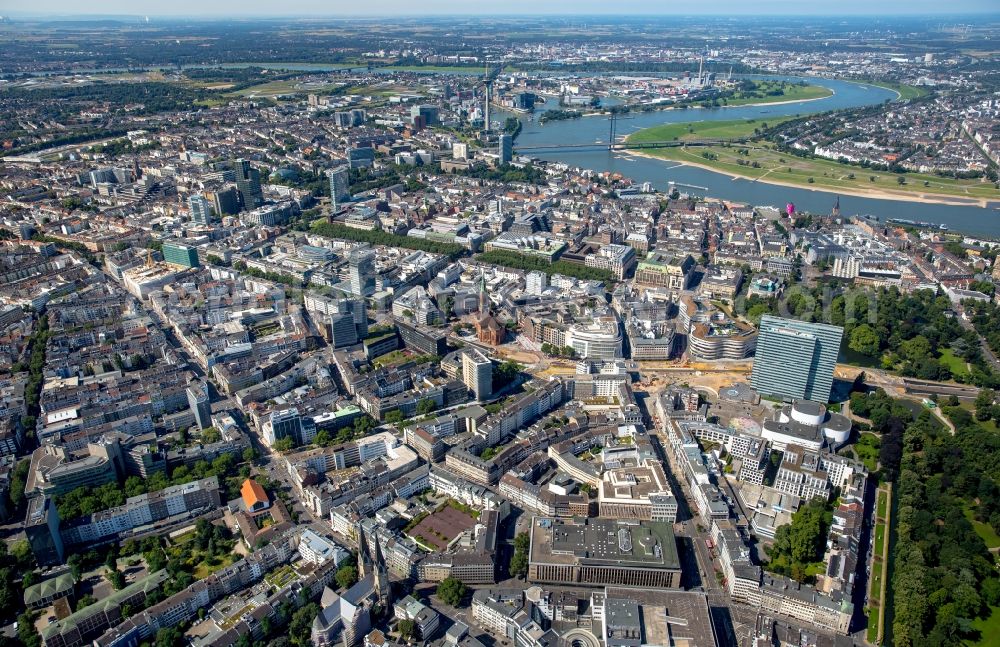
[241,478,270,512]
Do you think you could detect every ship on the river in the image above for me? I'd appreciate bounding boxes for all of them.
[887,218,949,231]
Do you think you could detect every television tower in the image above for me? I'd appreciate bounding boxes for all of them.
[484,80,492,132]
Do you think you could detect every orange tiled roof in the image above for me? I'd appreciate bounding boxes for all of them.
[240,478,269,509]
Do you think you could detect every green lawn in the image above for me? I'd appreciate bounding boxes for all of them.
[626,117,792,144]
[868,487,893,646]
[227,79,345,98]
[193,553,236,579]
[229,80,302,97]
[954,402,1000,433]
[856,433,881,473]
[626,138,999,202]
[265,565,298,589]
[940,348,971,378]
[861,80,931,101]
[804,562,827,578]
[373,350,410,369]
[721,81,832,106]
[170,530,196,545]
[964,506,1000,549]
[968,606,1000,646]
[194,97,228,107]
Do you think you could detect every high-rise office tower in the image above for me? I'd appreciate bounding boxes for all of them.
[234,158,262,211]
[162,242,200,268]
[346,297,368,338]
[211,185,240,216]
[327,166,351,211]
[410,104,439,126]
[268,408,303,446]
[526,271,548,295]
[499,133,513,165]
[330,312,359,348]
[188,193,213,225]
[348,248,376,297]
[462,349,493,401]
[346,147,375,170]
[186,380,212,430]
[750,315,843,403]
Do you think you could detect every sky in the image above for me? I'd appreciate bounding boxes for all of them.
[4,0,999,17]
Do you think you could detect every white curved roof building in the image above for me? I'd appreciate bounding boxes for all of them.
[762,400,852,451]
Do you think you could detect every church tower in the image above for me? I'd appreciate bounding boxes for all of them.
[356,521,373,579]
[478,270,488,317]
[370,531,391,609]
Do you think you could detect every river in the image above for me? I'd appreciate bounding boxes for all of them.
[505,77,1000,238]
[31,64,1000,236]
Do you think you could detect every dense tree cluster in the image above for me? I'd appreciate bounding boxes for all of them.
[476,250,614,282]
[0,540,35,625]
[965,301,1000,368]
[1,128,131,159]
[55,482,127,520]
[4,82,209,117]
[509,532,530,579]
[231,260,302,287]
[313,414,376,447]
[891,404,1000,646]
[7,458,30,515]
[862,289,992,383]
[764,497,833,582]
[540,342,577,358]
[538,109,583,123]
[972,389,1000,426]
[311,221,465,259]
[436,576,468,607]
[848,389,917,480]
[335,554,358,590]
[492,360,522,391]
[20,313,49,438]
[453,163,549,185]
[120,520,236,601]
[89,138,162,158]
[741,287,997,385]
[56,453,244,520]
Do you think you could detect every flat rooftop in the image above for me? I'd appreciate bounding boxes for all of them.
[604,588,717,647]
[599,463,672,504]
[530,517,680,570]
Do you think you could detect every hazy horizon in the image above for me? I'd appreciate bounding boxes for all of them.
[3,0,999,18]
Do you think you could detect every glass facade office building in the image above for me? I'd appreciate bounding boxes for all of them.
[750,315,843,403]
[162,242,200,269]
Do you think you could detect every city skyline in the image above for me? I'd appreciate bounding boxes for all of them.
[1,11,998,647]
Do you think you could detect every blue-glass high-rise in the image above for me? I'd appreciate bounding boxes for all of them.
[750,315,843,403]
